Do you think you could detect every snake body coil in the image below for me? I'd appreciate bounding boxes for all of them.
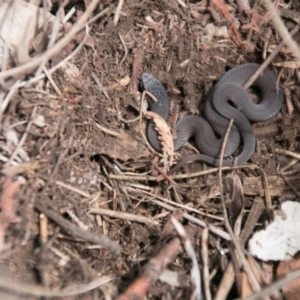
[141,63,283,167]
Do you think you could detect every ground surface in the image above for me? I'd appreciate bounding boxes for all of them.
[1,0,300,299]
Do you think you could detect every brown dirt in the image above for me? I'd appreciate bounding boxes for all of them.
[1,0,300,299]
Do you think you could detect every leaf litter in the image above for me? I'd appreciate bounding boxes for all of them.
[1,0,300,299]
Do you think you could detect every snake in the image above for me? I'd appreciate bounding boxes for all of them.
[141,63,283,171]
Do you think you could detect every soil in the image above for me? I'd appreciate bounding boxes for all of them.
[1,0,300,299]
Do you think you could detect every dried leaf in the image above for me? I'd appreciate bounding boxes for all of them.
[3,128,19,146]
[145,111,174,165]
[159,270,190,288]
[228,173,244,237]
[106,75,131,91]
[201,23,229,43]
[32,114,46,127]
[130,48,144,94]
[0,0,55,66]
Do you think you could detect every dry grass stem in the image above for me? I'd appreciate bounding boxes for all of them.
[89,208,160,225]
[0,84,19,122]
[91,72,110,99]
[92,119,121,137]
[275,148,300,160]
[260,169,272,215]
[66,210,90,231]
[138,190,223,220]
[42,66,62,96]
[151,199,231,241]
[55,180,91,198]
[118,32,128,66]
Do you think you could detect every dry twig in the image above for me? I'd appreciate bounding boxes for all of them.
[35,203,121,255]
[117,222,197,300]
[89,207,160,225]
[264,0,300,60]
[114,0,124,25]
[201,227,212,300]
[0,275,113,297]
[172,218,201,300]
[243,24,299,89]
[217,119,261,294]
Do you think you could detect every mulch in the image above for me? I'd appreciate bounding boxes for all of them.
[1,0,300,299]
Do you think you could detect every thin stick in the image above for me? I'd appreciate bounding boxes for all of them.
[43,66,62,96]
[235,268,300,300]
[0,275,113,297]
[1,36,9,72]
[201,227,212,300]
[56,180,91,198]
[35,0,68,77]
[218,119,234,168]
[162,164,257,180]
[243,24,300,90]
[215,196,265,300]
[89,208,160,225]
[92,119,120,137]
[172,218,201,300]
[35,203,121,255]
[0,83,19,122]
[109,174,157,181]
[263,0,300,60]
[91,72,110,99]
[66,210,90,231]
[150,199,231,241]
[218,119,261,292]
[118,32,128,66]
[138,189,224,221]
[175,0,186,8]
[275,148,300,160]
[108,165,254,181]
[113,0,124,25]
[116,236,183,300]
[62,6,76,24]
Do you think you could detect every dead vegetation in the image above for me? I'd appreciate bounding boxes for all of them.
[1,0,300,299]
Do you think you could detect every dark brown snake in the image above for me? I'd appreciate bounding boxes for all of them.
[141,63,283,172]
